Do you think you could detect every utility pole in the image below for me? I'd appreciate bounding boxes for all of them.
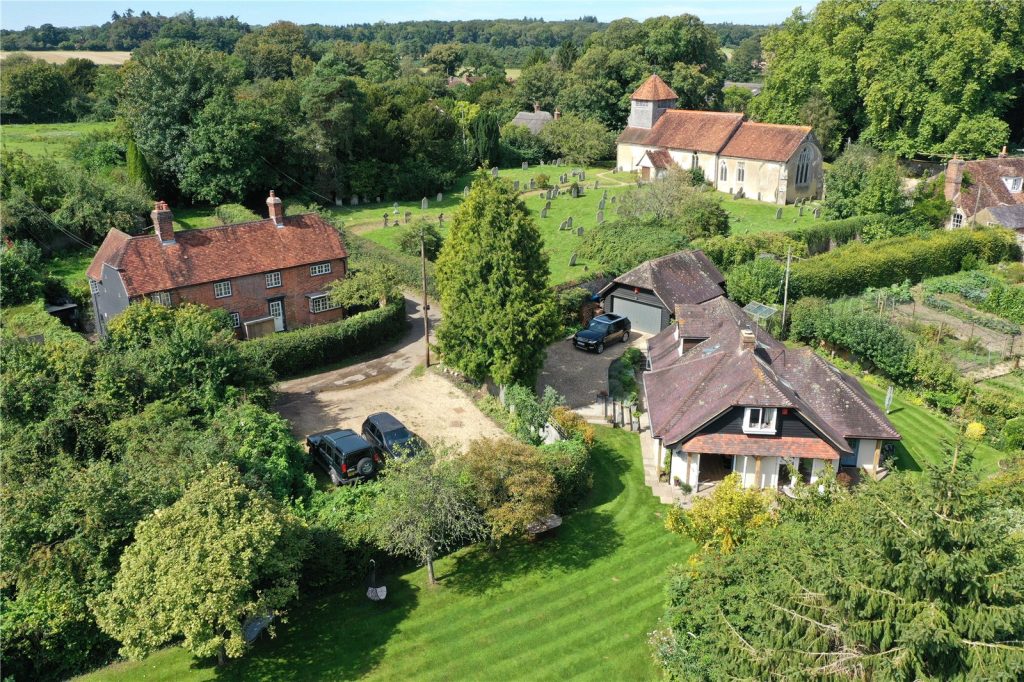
[420,225,430,368]
[781,247,792,334]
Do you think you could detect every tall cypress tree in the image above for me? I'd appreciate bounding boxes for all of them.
[126,139,154,191]
[435,174,557,388]
[472,112,500,168]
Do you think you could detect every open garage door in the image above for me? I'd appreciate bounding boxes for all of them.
[609,296,663,334]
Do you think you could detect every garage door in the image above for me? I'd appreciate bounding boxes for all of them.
[609,296,663,334]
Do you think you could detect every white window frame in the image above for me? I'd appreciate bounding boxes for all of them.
[229,312,241,328]
[265,271,282,288]
[309,262,332,277]
[1005,176,1023,193]
[150,291,172,306]
[736,161,745,182]
[951,211,964,229]
[213,280,232,298]
[89,279,100,294]
[309,294,341,314]
[719,161,727,182]
[742,407,778,435]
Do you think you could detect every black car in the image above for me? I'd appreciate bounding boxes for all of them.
[573,313,631,353]
[307,429,381,485]
[361,412,425,459]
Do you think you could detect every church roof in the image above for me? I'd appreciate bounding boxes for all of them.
[720,121,812,162]
[630,74,678,101]
[618,110,744,153]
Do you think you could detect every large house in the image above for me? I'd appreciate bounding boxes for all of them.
[945,151,1024,253]
[644,296,900,491]
[617,74,823,204]
[87,192,348,339]
[598,250,725,334]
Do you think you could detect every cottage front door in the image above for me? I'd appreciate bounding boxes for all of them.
[268,299,285,332]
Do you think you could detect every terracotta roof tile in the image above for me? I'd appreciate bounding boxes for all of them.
[638,110,744,153]
[631,74,678,101]
[643,149,676,169]
[682,432,839,460]
[720,121,811,162]
[951,157,1024,219]
[88,213,347,297]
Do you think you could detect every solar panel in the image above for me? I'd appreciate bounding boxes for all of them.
[743,301,778,320]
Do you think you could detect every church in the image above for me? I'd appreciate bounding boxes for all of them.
[616,74,823,205]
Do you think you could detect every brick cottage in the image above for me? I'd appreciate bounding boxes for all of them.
[87,192,348,339]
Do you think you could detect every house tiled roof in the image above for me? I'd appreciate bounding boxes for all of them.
[643,296,900,451]
[87,213,347,297]
[509,110,554,134]
[631,74,678,101]
[617,110,744,153]
[683,433,839,460]
[642,149,676,169]
[984,205,1024,228]
[720,121,811,162]
[599,250,725,308]
[950,157,1024,220]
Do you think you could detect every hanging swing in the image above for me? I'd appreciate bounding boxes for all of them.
[366,559,387,602]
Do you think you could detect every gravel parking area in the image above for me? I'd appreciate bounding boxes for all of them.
[538,333,648,412]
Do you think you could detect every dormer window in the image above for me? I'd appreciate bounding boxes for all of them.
[1003,176,1023,193]
[743,407,777,435]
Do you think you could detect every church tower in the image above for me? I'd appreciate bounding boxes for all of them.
[627,74,678,129]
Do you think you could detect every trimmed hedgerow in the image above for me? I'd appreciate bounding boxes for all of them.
[788,228,1019,300]
[791,214,881,254]
[240,301,407,378]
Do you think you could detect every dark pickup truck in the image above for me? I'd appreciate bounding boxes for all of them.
[573,313,631,354]
[307,429,381,485]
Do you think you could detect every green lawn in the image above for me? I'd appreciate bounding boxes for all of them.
[723,195,820,234]
[862,382,1006,475]
[79,427,691,682]
[1,121,115,158]
[45,249,96,288]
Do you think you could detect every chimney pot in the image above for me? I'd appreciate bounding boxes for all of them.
[267,190,284,227]
[152,200,175,243]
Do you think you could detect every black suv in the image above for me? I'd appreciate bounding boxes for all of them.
[307,429,381,485]
[361,412,425,459]
[573,313,631,354]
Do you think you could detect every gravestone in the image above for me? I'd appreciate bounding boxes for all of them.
[636,180,642,188]
[559,219,567,230]
[405,211,412,224]
[598,198,606,211]
[437,192,443,202]
[529,178,536,190]
[540,207,548,218]
[775,207,783,219]
[562,173,569,184]
[569,252,577,266]
[464,186,470,197]
[513,180,520,191]
[576,226,584,236]
[594,179,599,189]
[798,205,804,216]
[611,196,617,203]
[813,207,821,219]
[393,201,399,215]
[566,216,573,228]
[383,215,389,227]
[376,196,381,203]
[522,161,529,170]
[597,210,604,224]
[421,197,429,210]
[491,166,499,178]
[571,186,579,198]
[579,171,585,181]
[363,196,369,205]
[351,195,359,206]
[557,157,563,166]
[544,200,551,210]
[335,197,344,206]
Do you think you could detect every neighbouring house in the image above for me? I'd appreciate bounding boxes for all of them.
[598,250,725,334]
[509,103,559,135]
[617,74,823,204]
[87,192,348,340]
[944,150,1024,254]
[644,297,900,492]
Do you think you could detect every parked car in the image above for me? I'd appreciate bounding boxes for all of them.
[573,313,631,354]
[361,412,425,459]
[307,428,381,485]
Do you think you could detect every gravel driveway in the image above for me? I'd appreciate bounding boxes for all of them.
[537,333,648,413]
[274,296,505,447]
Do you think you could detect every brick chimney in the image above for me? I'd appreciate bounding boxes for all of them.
[152,201,174,243]
[740,328,756,352]
[944,156,966,201]
[999,145,1008,158]
[267,190,284,227]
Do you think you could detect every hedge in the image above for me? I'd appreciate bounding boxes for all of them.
[790,214,881,254]
[240,301,407,378]
[346,233,439,299]
[789,228,1020,300]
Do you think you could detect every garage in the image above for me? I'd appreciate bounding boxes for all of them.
[609,296,664,334]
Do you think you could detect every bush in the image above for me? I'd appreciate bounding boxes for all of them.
[791,214,881,254]
[556,286,590,330]
[397,220,444,260]
[694,232,808,269]
[347,233,439,299]
[1004,416,1024,451]
[214,203,260,225]
[539,436,593,513]
[0,240,44,307]
[240,301,406,378]
[550,406,595,446]
[579,220,689,276]
[302,484,381,590]
[534,173,550,189]
[789,229,1019,300]
[725,257,785,306]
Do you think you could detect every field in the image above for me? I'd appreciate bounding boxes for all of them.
[79,427,692,682]
[0,50,132,65]
[1,121,115,159]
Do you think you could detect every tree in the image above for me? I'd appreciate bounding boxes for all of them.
[821,143,878,220]
[96,464,307,663]
[0,55,72,123]
[125,140,153,190]
[398,218,443,260]
[721,85,753,113]
[232,21,309,80]
[656,454,1024,679]
[436,175,558,387]
[857,154,905,216]
[555,40,579,71]
[724,257,785,307]
[499,122,548,164]
[423,42,464,76]
[371,451,483,584]
[472,110,501,167]
[664,473,774,553]
[0,240,45,307]
[725,33,762,82]
[538,113,614,166]
[462,438,556,547]
[329,262,401,309]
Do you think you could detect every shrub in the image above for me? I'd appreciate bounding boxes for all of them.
[538,436,593,513]
[534,173,550,189]
[579,220,689,276]
[214,203,260,225]
[695,232,808,269]
[0,240,44,307]
[397,219,443,260]
[302,484,381,590]
[550,406,595,446]
[347,233,439,299]
[725,257,785,306]
[240,301,406,378]
[1004,416,1024,451]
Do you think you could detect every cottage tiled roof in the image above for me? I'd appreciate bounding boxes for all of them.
[509,110,554,134]
[683,433,839,460]
[631,74,678,101]
[617,110,744,153]
[951,157,1024,219]
[87,213,347,297]
[599,250,725,307]
[643,296,900,450]
[720,121,811,162]
[642,149,676,169]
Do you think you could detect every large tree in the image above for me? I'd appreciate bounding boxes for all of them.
[435,175,558,387]
[538,113,615,166]
[96,464,307,663]
[655,453,1024,679]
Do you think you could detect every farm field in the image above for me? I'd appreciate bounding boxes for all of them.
[0,50,132,64]
[78,427,692,682]
[2,121,115,159]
